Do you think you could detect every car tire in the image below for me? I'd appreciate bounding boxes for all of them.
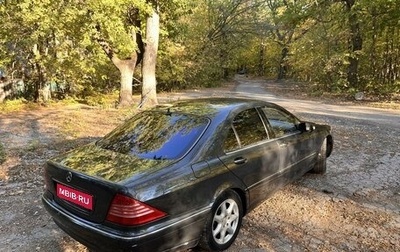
[199,190,243,251]
[311,138,327,174]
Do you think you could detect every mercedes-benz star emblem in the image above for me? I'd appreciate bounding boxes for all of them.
[66,171,73,183]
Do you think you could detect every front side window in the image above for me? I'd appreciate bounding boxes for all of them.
[262,107,299,138]
[97,111,209,160]
[223,108,268,152]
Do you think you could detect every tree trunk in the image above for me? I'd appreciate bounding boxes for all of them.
[0,81,12,103]
[118,63,135,107]
[32,43,46,102]
[370,6,378,81]
[258,42,265,76]
[109,56,136,107]
[278,47,289,80]
[141,9,159,108]
[345,0,363,89]
[95,17,142,108]
[34,62,44,102]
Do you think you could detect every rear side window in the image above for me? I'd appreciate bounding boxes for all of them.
[223,108,268,152]
[262,107,299,138]
[97,111,209,160]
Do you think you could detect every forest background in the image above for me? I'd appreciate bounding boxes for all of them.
[0,0,399,108]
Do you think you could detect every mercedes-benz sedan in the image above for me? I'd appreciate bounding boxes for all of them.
[42,98,333,252]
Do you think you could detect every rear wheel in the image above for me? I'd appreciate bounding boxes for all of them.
[200,190,243,251]
[311,138,327,174]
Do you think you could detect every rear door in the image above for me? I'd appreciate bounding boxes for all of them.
[218,108,282,208]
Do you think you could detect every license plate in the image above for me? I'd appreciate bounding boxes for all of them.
[56,183,93,210]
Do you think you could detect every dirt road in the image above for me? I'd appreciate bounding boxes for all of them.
[1,76,399,251]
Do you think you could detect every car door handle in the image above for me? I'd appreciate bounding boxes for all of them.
[234,157,247,165]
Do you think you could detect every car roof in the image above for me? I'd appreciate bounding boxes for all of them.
[154,97,271,118]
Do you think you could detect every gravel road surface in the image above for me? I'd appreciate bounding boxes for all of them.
[0,75,399,252]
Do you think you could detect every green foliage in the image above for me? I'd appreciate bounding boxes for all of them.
[0,0,150,101]
[0,0,115,99]
[258,0,400,96]
[165,0,264,87]
[157,42,188,90]
[1,0,399,101]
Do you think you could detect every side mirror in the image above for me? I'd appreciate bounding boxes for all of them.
[298,122,315,133]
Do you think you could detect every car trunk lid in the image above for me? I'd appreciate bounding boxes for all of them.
[45,143,172,223]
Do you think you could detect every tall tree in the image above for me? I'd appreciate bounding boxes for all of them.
[89,0,182,107]
[264,0,316,79]
[86,0,149,107]
[342,0,363,89]
[141,2,160,107]
[0,0,119,101]
[0,0,59,101]
[178,0,263,84]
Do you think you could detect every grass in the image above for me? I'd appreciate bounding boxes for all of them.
[82,91,120,108]
[0,92,120,115]
[26,139,41,152]
[365,101,400,110]
[0,99,42,114]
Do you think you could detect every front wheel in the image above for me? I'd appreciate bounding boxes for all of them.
[200,190,243,251]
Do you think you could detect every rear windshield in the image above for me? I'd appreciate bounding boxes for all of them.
[96,111,209,160]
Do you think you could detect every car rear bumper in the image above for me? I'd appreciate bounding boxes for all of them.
[42,194,209,252]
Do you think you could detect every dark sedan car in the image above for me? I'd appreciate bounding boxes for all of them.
[42,98,333,252]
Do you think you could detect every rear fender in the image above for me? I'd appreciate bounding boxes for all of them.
[211,182,249,216]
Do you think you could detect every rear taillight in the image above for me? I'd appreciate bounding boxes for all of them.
[106,194,166,226]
